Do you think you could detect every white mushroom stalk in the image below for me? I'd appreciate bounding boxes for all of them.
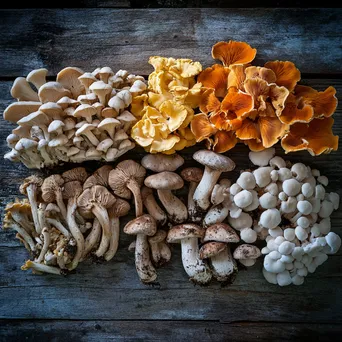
[36,228,51,263]
[21,260,62,275]
[4,66,146,169]
[82,219,101,259]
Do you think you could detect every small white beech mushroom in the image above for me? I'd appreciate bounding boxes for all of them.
[199,223,240,282]
[259,209,282,229]
[144,171,187,224]
[167,223,212,285]
[193,150,235,211]
[124,214,157,284]
[108,160,146,217]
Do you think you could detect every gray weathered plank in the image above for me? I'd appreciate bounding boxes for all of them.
[0,8,341,77]
[1,320,341,342]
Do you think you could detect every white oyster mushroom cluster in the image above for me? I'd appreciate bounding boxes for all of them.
[4,67,146,168]
[240,147,341,286]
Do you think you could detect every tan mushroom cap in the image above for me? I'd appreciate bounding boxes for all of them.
[38,81,71,103]
[73,104,97,123]
[77,185,116,212]
[57,96,79,109]
[11,77,39,101]
[62,167,88,183]
[108,160,146,200]
[181,167,204,183]
[39,102,64,119]
[62,180,83,199]
[123,214,157,236]
[199,242,227,259]
[203,223,240,243]
[141,153,184,172]
[17,110,50,127]
[144,171,184,191]
[57,67,85,98]
[233,244,261,260]
[148,229,167,244]
[3,102,42,123]
[108,198,130,217]
[97,118,121,139]
[193,150,235,172]
[26,68,48,89]
[78,73,98,92]
[83,165,113,189]
[41,175,64,203]
[19,175,43,196]
[167,223,205,243]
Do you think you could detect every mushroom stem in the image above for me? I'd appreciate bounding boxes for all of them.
[157,189,188,224]
[181,238,212,285]
[37,203,47,235]
[209,246,237,282]
[26,184,41,234]
[188,181,201,222]
[10,222,36,251]
[55,189,67,222]
[82,218,101,259]
[193,167,221,211]
[16,233,31,251]
[104,216,120,261]
[127,179,143,217]
[21,260,62,275]
[10,212,35,235]
[93,204,111,257]
[135,233,157,283]
[66,198,85,270]
[36,228,50,263]
[46,218,70,237]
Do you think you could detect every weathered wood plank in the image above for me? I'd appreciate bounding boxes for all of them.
[0,320,341,342]
[0,8,341,77]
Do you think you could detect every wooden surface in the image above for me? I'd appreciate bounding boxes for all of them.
[0,8,341,342]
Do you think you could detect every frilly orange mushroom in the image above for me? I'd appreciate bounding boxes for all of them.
[281,117,339,156]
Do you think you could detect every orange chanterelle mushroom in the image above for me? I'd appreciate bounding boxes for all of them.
[190,40,339,155]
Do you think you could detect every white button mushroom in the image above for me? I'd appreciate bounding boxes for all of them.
[270,170,278,182]
[291,163,308,181]
[230,183,242,196]
[292,274,304,285]
[297,216,310,229]
[259,209,281,229]
[277,168,292,181]
[284,228,296,241]
[268,227,283,238]
[319,217,331,235]
[249,148,275,166]
[277,270,292,286]
[264,253,286,273]
[301,183,314,198]
[269,156,286,169]
[297,200,313,215]
[280,197,297,213]
[278,191,288,201]
[282,179,301,197]
[317,175,328,186]
[233,190,253,208]
[240,228,257,243]
[236,172,256,190]
[325,232,342,254]
[278,241,295,255]
[295,226,308,241]
[262,267,278,284]
[253,167,272,187]
[265,182,279,196]
[259,192,277,209]
[328,192,340,210]
[315,184,325,200]
[228,212,253,230]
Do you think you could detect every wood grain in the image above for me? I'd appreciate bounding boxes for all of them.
[0,8,341,77]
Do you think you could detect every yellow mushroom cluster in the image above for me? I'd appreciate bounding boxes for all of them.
[130,56,205,154]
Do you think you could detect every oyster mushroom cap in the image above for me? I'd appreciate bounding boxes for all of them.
[3,101,41,123]
[38,81,71,103]
[62,167,88,183]
[57,67,85,98]
[78,73,98,93]
[39,102,64,120]
[108,160,146,216]
[11,77,39,101]
[203,223,240,243]
[26,68,48,89]
[73,104,97,123]
[17,110,50,127]
[141,153,184,172]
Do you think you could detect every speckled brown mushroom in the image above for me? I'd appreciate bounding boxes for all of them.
[77,185,116,257]
[141,153,184,172]
[104,198,131,261]
[109,160,146,217]
[180,167,204,222]
[123,214,157,284]
[233,244,261,267]
[200,223,240,282]
[144,171,187,224]
[167,223,212,285]
[19,175,43,234]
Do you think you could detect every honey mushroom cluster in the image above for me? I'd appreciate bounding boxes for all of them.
[4,165,135,274]
[190,40,339,156]
[3,67,147,168]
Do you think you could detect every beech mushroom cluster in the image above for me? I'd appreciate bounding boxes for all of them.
[3,67,146,168]
[4,166,132,275]
[227,148,341,286]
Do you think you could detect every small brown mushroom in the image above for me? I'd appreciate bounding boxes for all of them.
[233,244,261,267]
[41,175,67,223]
[123,214,157,284]
[109,160,146,217]
[62,167,88,183]
[141,186,167,226]
[83,165,113,189]
[36,228,51,263]
[104,198,131,261]
[77,185,116,257]
[148,230,171,267]
[141,153,184,172]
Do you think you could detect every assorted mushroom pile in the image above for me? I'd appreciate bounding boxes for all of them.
[3,67,146,168]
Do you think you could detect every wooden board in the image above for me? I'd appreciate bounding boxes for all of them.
[0,8,341,341]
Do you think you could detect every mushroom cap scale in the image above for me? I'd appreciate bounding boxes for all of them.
[144,171,184,191]
[233,244,261,259]
[199,242,227,259]
[203,223,240,243]
[180,167,204,183]
[62,167,88,183]
[123,214,157,236]
[108,160,146,199]
[193,150,235,171]
[167,223,205,243]
[141,153,184,172]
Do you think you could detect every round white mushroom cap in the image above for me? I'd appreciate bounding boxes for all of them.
[259,209,281,229]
